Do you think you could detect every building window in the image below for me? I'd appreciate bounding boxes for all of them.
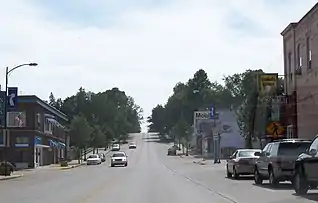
[15,136,29,147]
[288,52,293,80]
[297,44,303,68]
[306,37,312,70]
[16,137,29,144]
[36,113,41,130]
[287,125,293,139]
[7,112,26,127]
[0,132,4,146]
[44,118,53,134]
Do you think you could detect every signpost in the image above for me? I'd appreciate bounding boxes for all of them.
[193,104,221,160]
[213,134,221,163]
[7,87,18,110]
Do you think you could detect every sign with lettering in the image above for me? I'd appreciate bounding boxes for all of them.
[195,111,211,120]
[258,73,278,94]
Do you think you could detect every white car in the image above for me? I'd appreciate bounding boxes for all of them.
[111,144,120,151]
[87,154,102,165]
[111,152,128,167]
[129,142,137,149]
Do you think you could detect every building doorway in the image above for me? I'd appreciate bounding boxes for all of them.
[34,145,49,168]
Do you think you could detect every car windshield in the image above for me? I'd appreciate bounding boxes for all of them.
[112,153,125,157]
[88,155,98,159]
[278,142,311,156]
[113,144,119,147]
[130,143,135,145]
[238,150,259,157]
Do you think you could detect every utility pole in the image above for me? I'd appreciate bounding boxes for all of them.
[3,63,38,176]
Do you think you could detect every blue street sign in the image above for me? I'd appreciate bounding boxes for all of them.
[0,91,5,126]
[8,87,18,109]
[210,105,215,119]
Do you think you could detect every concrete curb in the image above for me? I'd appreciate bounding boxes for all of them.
[60,163,86,170]
[193,160,207,165]
[60,149,112,170]
[0,174,24,180]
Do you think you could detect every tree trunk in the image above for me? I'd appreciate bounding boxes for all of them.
[186,142,189,156]
[77,148,81,164]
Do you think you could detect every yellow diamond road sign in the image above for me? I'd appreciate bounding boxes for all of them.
[266,122,284,138]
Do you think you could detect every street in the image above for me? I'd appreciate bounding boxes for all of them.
[0,134,317,203]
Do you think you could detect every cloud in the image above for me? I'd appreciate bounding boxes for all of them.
[0,0,316,131]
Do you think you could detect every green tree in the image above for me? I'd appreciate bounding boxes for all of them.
[223,69,263,148]
[90,125,104,153]
[49,92,56,107]
[69,115,93,162]
[147,105,166,134]
[148,69,232,142]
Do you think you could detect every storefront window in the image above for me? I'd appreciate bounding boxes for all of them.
[15,136,29,147]
[0,133,4,146]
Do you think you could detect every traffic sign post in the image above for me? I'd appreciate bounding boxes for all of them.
[213,134,221,163]
[7,87,18,110]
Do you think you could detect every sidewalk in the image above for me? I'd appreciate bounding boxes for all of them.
[0,172,24,181]
[177,148,227,167]
[56,148,111,170]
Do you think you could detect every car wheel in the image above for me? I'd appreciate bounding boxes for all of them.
[294,167,309,195]
[125,163,128,167]
[233,166,239,179]
[269,168,279,187]
[111,164,115,167]
[226,165,232,178]
[254,167,263,185]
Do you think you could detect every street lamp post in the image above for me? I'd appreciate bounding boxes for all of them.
[3,63,37,176]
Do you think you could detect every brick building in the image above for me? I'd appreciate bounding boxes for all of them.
[281,3,318,139]
[0,95,69,169]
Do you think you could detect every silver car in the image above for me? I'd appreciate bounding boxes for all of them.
[111,152,128,167]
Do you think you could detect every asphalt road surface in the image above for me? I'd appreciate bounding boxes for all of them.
[0,133,317,203]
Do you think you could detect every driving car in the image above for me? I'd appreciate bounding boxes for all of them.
[129,142,137,149]
[111,144,120,151]
[87,154,102,165]
[111,151,128,167]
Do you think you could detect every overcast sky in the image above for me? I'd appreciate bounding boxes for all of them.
[0,0,316,130]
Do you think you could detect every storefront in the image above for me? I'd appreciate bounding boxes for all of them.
[49,139,66,164]
[34,136,50,168]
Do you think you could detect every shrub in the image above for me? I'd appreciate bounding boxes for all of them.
[0,161,14,176]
